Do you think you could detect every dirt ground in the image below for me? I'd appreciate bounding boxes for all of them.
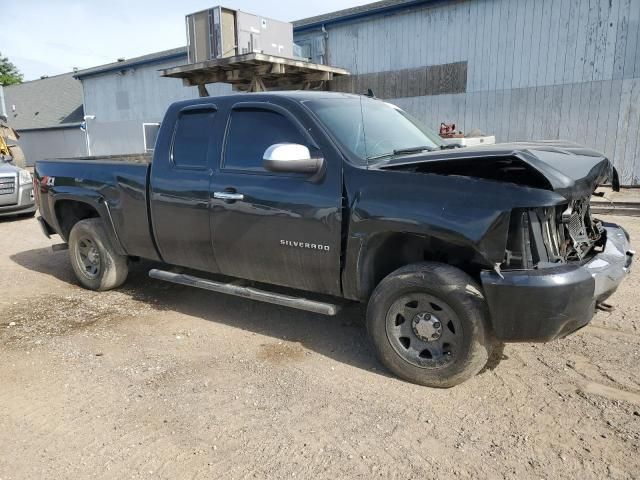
[0,215,639,480]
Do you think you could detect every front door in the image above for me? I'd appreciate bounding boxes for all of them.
[210,102,343,296]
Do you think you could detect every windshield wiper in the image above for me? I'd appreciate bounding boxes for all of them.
[367,145,435,161]
[393,146,435,155]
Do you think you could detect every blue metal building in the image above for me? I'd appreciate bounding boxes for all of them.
[7,0,640,184]
[74,48,230,156]
[294,0,640,185]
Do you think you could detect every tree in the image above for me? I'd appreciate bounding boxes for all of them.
[0,53,23,86]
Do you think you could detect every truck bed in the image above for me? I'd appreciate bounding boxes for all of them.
[35,156,159,261]
[55,154,152,164]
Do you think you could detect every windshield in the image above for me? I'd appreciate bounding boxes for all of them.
[304,97,445,165]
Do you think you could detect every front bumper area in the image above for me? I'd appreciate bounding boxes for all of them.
[0,183,35,218]
[481,224,633,342]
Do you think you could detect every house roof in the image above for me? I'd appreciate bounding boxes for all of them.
[293,0,439,30]
[3,72,84,131]
[74,47,187,79]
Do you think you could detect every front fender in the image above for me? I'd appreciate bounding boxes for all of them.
[341,166,569,300]
[342,212,510,301]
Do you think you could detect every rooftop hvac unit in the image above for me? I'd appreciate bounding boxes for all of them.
[186,7,294,63]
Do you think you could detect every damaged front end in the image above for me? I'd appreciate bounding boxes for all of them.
[380,142,632,342]
[503,197,605,270]
[484,194,633,343]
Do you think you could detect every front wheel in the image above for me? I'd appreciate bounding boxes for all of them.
[68,218,128,291]
[366,262,493,388]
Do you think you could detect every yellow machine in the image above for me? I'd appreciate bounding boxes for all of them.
[0,122,25,167]
[0,130,10,156]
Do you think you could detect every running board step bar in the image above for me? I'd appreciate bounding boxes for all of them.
[148,269,340,316]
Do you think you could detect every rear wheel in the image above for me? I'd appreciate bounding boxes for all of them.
[68,218,128,291]
[366,262,493,387]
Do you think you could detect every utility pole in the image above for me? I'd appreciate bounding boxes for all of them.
[0,85,7,121]
[83,115,95,156]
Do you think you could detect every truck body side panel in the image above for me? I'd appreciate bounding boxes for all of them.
[35,159,159,261]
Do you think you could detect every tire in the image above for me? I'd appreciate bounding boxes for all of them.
[68,218,128,291]
[366,262,493,388]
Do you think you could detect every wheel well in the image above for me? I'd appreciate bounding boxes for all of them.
[359,233,481,299]
[54,200,100,240]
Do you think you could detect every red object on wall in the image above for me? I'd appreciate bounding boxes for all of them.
[439,122,463,138]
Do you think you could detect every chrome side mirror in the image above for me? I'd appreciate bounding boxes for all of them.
[263,143,324,174]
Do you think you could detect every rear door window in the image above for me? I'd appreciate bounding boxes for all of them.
[172,110,216,169]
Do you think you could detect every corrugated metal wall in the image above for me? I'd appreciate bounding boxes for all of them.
[81,58,231,156]
[295,0,640,185]
[18,128,86,166]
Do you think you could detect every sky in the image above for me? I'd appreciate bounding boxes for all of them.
[1,0,369,81]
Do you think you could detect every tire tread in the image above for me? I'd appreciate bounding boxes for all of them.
[68,218,128,291]
[366,262,493,388]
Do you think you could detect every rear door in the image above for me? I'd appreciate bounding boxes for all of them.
[209,100,343,296]
[149,103,220,272]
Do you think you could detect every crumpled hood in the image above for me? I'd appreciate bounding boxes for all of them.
[378,140,618,200]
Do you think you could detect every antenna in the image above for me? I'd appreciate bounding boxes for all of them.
[359,94,368,169]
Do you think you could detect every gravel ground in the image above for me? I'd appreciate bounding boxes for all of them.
[0,215,639,479]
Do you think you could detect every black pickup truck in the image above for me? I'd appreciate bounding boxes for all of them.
[35,91,633,387]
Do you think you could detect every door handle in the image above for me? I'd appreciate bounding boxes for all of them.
[214,191,244,201]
